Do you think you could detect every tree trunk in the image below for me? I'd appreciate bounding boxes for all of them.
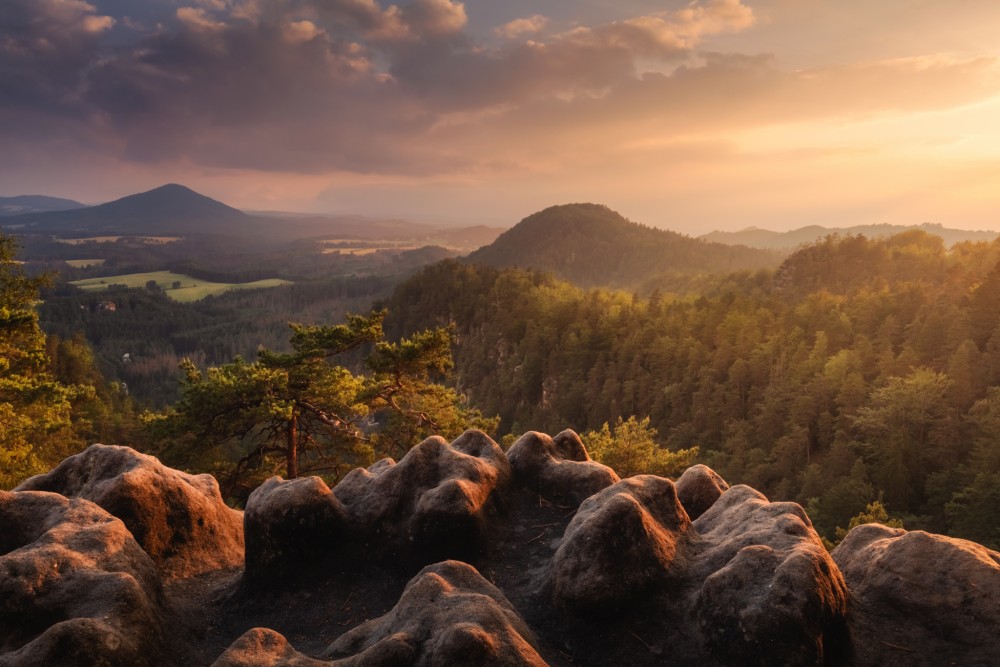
[286,414,298,479]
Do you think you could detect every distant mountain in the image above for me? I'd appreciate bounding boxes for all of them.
[466,203,781,289]
[0,195,84,217]
[700,223,998,249]
[1,184,262,236]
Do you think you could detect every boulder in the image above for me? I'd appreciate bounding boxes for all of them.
[549,475,691,612]
[0,490,164,667]
[506,430,619,505]
[17,444,244,579]
[832,524,1000,666]
[324,560,546,666]
[675,464,729,520]
[691,485,849,666]
[332,430,510,559]
[212,628,327,667]
[243,476,350,584]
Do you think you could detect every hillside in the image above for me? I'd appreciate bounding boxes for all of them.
[0,194,84,216]
[3,439,997,666]
[701,222,999,249]
[1,184,263,236]
[466,204,781,289]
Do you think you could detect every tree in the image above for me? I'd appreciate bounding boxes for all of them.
[0,234,88,488]
[582,415,698,478]
[162,311,495,488]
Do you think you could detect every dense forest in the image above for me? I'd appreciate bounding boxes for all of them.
[5,225,1000,548]
[385,231,1000,546]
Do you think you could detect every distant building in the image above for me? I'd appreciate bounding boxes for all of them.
[98,301,117,312]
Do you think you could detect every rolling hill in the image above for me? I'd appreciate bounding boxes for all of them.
[0,194,84,216]
[0,184,261,236]
[701,222,999,249]
[466,203,781,289]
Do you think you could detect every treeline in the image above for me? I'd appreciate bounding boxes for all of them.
[385,232,1000,547]
[38,275,399,405]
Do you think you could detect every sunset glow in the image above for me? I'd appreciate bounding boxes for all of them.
[2,0,1000,232]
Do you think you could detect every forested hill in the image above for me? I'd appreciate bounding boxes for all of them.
[2,184,263,236]
[465,203,781,290]
[702,222,999,249]
[386,231,1000,547]
[0,194,84,216]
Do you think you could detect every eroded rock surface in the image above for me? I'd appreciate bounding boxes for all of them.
[691,485,849,666]
[550,475,691,611]
[675,464,729,520]
[507,430,619,506]
[0,490,165,667]
[833,524,1000,666]
[332,429,510,558]
[17,444,244,578]
[215,561,545,667]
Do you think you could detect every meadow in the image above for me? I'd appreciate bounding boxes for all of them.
[70,270,291,302]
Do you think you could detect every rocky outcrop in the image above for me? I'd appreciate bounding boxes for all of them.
[691,486,849,666]
[332,430,510,556]
[0,490,165,666]
[17,444,244,579]
[215,561,545,667]
[243,476,349,583]
[833,524,1000,666]
[549,475,691,611]
[506,430,619,505]
[675,464,729,520]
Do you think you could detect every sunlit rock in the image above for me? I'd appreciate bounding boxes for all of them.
[675,464,729,520]
[17,443,244,579]
[0,490,164,666]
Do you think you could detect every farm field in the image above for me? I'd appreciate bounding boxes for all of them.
[56,236,180,245]
[70,270,292,302]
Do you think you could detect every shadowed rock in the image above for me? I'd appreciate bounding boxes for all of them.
[691,485,849,666]
[549,475,691,612]
[214,561,545,667]
[675,464,729,520]
[17,444,244,579]
[833,524,1000,666]
[243,476,350,584]
[0,490,164,666]
[507,430,619,506]
[332,430,510,559]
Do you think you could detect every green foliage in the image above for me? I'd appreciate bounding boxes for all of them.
[385,233,1000,542]
[582,416,699,478]
[158,310,495,493]
[0,234,89,487]
[833,498,905,543]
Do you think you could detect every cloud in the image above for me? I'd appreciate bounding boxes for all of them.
[495,15,548,40]
[2,0,999,186]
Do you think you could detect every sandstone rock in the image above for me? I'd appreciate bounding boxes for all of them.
[324,560,546,666]
[833,524,1000,666]
[0,490,164,667]
[675,464,729,520]
[213,628,327,667]
[549,475,691,612]
[332,430,510,559]
[691,485,849,666]
[243,476,350,584]
[17,444,244,579]
[506,430,619,505]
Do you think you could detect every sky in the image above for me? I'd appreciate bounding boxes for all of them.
[3,0,1000,233]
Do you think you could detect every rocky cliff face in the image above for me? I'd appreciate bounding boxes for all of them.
[2,432,998,666]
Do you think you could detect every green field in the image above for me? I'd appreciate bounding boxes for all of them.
[70,271,292,302]
[65,259,106,268]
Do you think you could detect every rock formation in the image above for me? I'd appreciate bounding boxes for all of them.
[833,524,1000,666]
[16,444,244,578]
[506,430,619,505]
[0,490,165,666]
[3,431,998,667]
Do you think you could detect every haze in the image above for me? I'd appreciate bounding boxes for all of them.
[3,0,1000,233]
